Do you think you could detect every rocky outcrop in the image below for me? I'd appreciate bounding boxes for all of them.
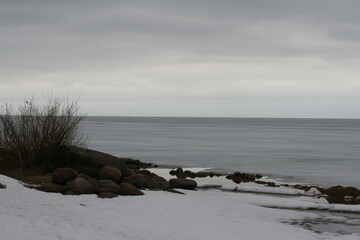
[226,172,257,184]
[99,166,122,183]
[119,183,144,196]
[319,185,360,203]
[66,178,94,195]
[52,168,78,185]
[169,178,197,190]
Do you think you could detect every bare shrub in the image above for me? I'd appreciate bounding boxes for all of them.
[0,97,86,171]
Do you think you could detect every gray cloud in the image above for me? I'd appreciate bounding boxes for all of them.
[1,0,360,117]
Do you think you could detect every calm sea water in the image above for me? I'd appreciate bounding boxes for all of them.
[83,117,360,188]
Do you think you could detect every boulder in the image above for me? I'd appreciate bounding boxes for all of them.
[122,174,146,189]
[142,173,170,190]
[169,170,177,176]
[169,178,197,190]
[52,168,78,185]
[66,178,94,195]
[97,179,120,193]
[119,183,144,196]
[176,167,183,174]
[99,166,122,183]
[176,172,187,179]
[77,173,91,180]
[39,183,64,193]
[98,192,118,199]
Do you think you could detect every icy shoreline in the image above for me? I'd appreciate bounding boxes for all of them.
[1,169,360,239]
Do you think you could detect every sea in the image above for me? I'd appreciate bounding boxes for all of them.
[83,117,360,188]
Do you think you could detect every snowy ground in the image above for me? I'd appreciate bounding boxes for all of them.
[1,169,360,240]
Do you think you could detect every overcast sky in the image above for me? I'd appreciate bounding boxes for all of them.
[1,0,360,118]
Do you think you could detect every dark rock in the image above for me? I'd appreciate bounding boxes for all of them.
[0,183,6,189]
[97,179,121,193]
[188,172,196,179]
[209,172,215,178]
[77,173,91,180]
[39,182,64,193]
[138,169,152,176]
[63,191,76,195]
[319,185,360,200]
[195,172,209,178]
[99,166,122,183]
[169,178,197,190]
[176,167,183,174]
[140,172,169,190]
[57,147,133,178]
[232,175,242,184]
[123,174,146,189]
[66,178,94,195]
[176,172,187,179]
[98,192,118,199]
[119,183,144,196]
[97,187,119,194]
[255,174,263,179]
[169,170,177,176]
[52,168,78,185]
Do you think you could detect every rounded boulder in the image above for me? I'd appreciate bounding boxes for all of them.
[99,166,122,183]
[52,168,78,185]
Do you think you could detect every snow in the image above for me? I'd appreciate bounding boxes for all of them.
[1,171,360,240]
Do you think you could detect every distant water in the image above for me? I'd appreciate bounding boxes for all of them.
[83,117,360,188]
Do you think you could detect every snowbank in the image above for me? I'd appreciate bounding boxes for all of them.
[0,173,359,240]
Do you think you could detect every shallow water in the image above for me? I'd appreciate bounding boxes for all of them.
[83,117,360,188]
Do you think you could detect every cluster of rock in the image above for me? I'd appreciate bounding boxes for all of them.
[169,168,222,179]
[226,172,262,184]
[318,185,360,204]
[39,166,198,198]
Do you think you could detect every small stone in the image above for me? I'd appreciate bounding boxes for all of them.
[98,192,118,199]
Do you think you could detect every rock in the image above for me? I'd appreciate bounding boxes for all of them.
[63,191,76,195]
[122,174,146,189]
[119,183,144,196]
[98,192,118,199]
[39,183,64,193]
[176,172,187,179]
[0,183,6,189]
[52,168,78,185]
[169,178,197,190]
[57,147,133,178]
[99,166,122,183]
[209,172,215,178]
[319,185,360,199]
[195,172,209,178]
[176,167,183,174]
[66,178,94,195]
[142,173,170,190]
[138,170,152,176]
[97,179,121,193]
[232,175,242,184]
[77,173,91,180]
[169,170,177,176]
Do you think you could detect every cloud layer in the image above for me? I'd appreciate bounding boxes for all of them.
[1,0,360,117]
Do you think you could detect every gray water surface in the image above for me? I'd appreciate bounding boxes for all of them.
[83,117,360,188]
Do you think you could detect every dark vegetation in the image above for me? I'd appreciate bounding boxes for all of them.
[0,97,85,171]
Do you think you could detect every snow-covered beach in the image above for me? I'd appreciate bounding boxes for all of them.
[1,168,359,240]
